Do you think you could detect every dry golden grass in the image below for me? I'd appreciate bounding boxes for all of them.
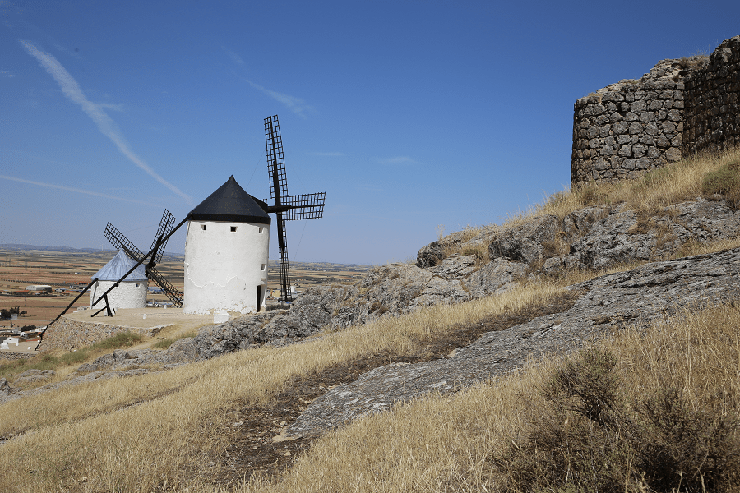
[0,282,565,492]
[3,149,740,492]
[539,147,740,218]
[234,302,740,493]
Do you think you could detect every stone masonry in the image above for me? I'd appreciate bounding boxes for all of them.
[40,316,166,351]
[684,35,740,155]
[572,35,740,185]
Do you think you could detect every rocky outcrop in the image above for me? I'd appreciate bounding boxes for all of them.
[12,369,55,385]
[0,378,10,396]
[555,198,740,271]
[44,197,740,380]
[77,197,739,368]
[423,198,740,277]
[489,214,560,263]
[465,258,527,298]
[287,246,740,438]
[416,242,446,268]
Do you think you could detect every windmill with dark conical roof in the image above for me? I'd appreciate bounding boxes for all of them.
[182,175,272,314]
[181,115,325,314]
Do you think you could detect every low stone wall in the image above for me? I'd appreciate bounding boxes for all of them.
[0,351,34,361]
[39,317,166,352]
[684,35,740,155]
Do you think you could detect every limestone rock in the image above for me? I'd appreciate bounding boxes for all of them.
[13,369,55,385]
[288,246,740,438]
[427,255,477,280]
[416,241,445,268]
[489,215,560,263]
[464,258,526,297]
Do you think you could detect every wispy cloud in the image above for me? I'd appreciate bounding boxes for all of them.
[309,151,345,157]
[0,174,154,205]
[19,40,193,204]
[378,156,418,165]
[246,80,313,119]
[222,46,244,65]
[222,47,313,119]
[97,102,124,112]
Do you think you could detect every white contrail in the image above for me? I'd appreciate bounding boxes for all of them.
[0,174,154,205]
[246,80,312,119]
[378,156,418,165]
[19,40,193,204]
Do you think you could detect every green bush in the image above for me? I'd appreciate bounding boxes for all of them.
[59,350,89,365]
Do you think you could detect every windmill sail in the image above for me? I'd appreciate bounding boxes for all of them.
[263,115,326,303]
[103,210,183,307]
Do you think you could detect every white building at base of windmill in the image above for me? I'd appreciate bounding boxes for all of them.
[183,176,270,315]
[90,250,148,311]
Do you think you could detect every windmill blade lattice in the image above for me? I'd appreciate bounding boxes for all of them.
[265,115,289,201]
[263,115,326,303]
[149,209,175,267]
[103,210,183,307]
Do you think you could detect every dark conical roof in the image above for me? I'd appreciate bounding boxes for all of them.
[187,176,271,224]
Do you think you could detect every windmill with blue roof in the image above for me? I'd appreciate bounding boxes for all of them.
[89,250,149,313]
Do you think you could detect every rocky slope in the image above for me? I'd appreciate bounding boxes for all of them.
[3,197,739,418]
[288,246,740,437]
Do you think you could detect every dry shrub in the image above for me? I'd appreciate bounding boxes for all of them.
[503,348,630,492]
[0,281,566,492]
[502,344,740,492]
[502,304,740,493]
[702,159,740,208]
[240,302,740,493]
[460,242,489,264]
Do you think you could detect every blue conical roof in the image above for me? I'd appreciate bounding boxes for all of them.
[92,250,148,281]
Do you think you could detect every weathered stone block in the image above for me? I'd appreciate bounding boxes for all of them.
[618,144,632,157]
[666,147,682,161]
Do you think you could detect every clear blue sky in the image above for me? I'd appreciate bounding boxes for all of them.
[1,1,738,265]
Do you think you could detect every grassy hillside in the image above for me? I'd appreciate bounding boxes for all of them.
[1,149,740,492]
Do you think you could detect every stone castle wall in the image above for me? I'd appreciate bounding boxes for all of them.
[684,36,740,155]
[572,35,740,185]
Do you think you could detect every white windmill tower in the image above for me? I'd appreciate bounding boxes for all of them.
[182,115,325,314]
[183,176,272,314]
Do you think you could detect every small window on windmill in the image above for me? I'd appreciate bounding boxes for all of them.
[258,227,263,233]
[231,226,237,232]
[261,264,266,271]
[135,283,140,288]
[201,224,206,231]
